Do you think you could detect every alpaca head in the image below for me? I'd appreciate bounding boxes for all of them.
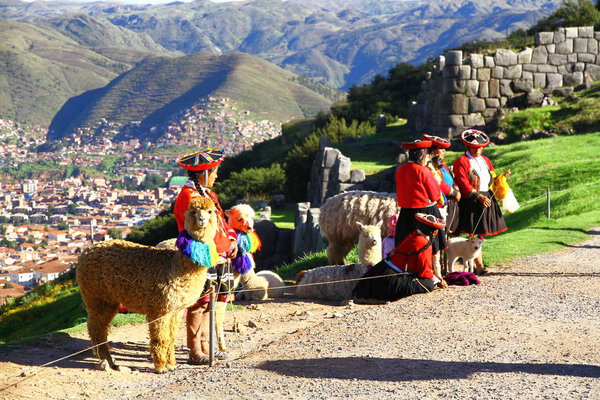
[184,197,218,242]
[225,204,256,233]
[357,220,383,248]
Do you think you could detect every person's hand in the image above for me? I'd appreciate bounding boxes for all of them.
[502,169,511,179]
[453,190,461,202]
[227,239,238,259]
[477,193,491,208]
[437,279,448,289]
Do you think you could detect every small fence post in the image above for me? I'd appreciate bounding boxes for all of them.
[209,284,215,367]
[546,187,551,218]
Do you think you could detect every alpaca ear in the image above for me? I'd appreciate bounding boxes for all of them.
[356,221,364,231]
[376,220,383,229]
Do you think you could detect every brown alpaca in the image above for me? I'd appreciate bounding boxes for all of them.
[76,197,218,373]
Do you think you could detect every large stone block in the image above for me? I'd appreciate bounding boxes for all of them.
[558,65,568,75]
[522,71,534,81]
[500,80,513,96]
[443,66,460,78]
[546,44,556,54]
[489,79,500,98]
[579,26,594,38]
[492,66,505,79]
[463,113,485,126]
[459,65,472,79]
[564,72,584,86]
[446,51,463,66]
[437,55,446,71]
[534,73,546,88]
[578,53,596,63]
[565,27,578,38]
[595,32,600,41]
[548,53,568,65]
[477,68,491,81]
[500,97,508,107]
[479,81,489,98]
[465,80,480,96]
[517,48,533,64]
[546,73,563,88]
[468,97,486,113]
[505,65,523,79]
[587,38,598,53]
[441,114,464,127]
[484,56,495,68]
[523,63,537,72]
[512,79,533,93]
[434,93,454,112]
[555,38,573,54]
[531,46,548,64]
[527,90,544,106]
[485,98,500,108]
[568,53,578,63]
[574,38,588,53]
[469,54,484,68]
[443,78,467,94]
[554,28,566,43]
[471,69,477,80]
[586,64,600,81]
[538,64,558,73]
[451,94,469,114]
[495,48,518,66]
[573,63,585,72]
[350,169,366,183]
[323,148,341,168]
[535,32,553,45]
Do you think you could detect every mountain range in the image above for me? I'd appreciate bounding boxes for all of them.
[0,0,560,132]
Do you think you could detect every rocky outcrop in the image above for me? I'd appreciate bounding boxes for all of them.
[409,27,600,137]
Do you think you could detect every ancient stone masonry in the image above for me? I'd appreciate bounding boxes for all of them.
[408,26,600,137]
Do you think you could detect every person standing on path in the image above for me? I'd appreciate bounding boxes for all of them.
[174,149,238,364]
[452,129,510,274]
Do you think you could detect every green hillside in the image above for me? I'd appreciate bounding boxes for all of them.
[0,20,168,127]
[48,52,334,139]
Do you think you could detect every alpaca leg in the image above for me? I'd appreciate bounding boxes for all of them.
[166,311,182,371]
[215,301,228,353]
[447,256,457,273]
[147,313,170,373]
[326,240,354,265]
[86,300,119,370]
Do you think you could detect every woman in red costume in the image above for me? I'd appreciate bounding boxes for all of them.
[174,149,238,364]
[452,129,510,273]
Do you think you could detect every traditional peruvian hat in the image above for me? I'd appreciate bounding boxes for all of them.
[415,213,446,230]
[177,149,225,171]
[402,139,432,150]
[460,129,490,148]
[421,134,450,149]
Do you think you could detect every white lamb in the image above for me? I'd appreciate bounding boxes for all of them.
[446,236,484,273]
[295,221,383,301]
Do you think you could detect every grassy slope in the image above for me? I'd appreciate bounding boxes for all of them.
[49,52,333,138]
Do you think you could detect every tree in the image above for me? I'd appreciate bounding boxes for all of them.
[107,228,123,239]
[58,221,69,230]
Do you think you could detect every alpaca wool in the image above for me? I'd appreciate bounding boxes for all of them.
[231,231,262,274]
[176,230,218,267]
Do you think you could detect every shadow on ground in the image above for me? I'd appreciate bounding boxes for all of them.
[258,357,600,381]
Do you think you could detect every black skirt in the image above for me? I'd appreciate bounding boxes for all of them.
[457,191,507,236]
[395,205,448,254]
[353,260,435,302]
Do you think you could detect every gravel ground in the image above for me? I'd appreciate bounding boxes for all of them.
[2,229,599,400]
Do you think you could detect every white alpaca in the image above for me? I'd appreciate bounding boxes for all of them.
[319,191,399,265]
[446,236,484,273]
[295,221,383,301]
[226,204,284,301]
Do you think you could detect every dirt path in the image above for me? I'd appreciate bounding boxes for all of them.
[2,229,600,400]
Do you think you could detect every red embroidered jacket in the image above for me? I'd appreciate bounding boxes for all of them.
[452,154,495,198]
[388,231,434,279]
[395,162,442,208]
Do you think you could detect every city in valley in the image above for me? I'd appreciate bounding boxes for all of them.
[0,98,283,304]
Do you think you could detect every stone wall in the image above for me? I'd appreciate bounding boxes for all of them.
[408,26,600,137]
